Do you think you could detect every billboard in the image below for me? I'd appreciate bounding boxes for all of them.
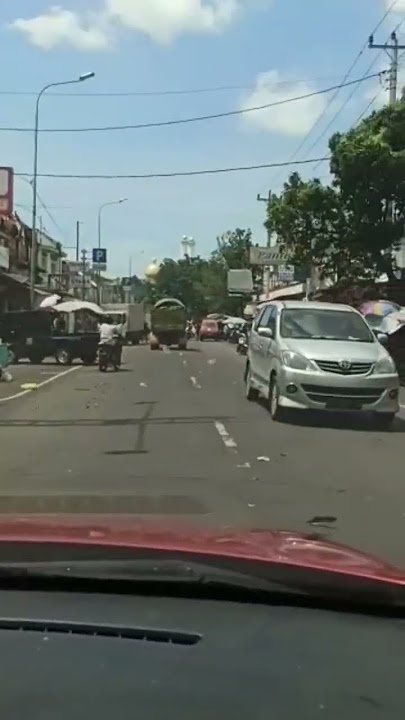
[249,245,287,266]
[0,167,14,216]
[227,269,253,295]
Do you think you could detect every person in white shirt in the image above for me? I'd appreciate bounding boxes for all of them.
[98,317,119,346]
[98,316,122,365]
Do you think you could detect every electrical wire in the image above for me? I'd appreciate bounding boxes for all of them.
[15,177,67,241]
[268,0,401,188]
[0,75,352,98]
[0,73,381,134]
[13,157,329,181]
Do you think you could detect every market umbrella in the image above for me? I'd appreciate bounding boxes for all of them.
[360,300,400,317]
[39,294,62,309]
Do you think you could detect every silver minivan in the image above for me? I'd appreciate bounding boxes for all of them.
[245,301,399,428]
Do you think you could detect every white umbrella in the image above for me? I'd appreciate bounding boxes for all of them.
[39,294,61,308]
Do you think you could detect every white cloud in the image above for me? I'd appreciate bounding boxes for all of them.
[10,0,248,49]
[240,70,327,137]
[106,0,239,43]
[11,6,110,50]
[389,0,405,11]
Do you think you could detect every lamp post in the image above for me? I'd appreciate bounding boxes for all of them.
[29,72,95,308]
[96,198,127,304]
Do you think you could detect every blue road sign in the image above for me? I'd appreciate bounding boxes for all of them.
[92,248,107,264]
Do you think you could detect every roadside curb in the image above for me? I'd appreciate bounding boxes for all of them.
[0,366,82,404]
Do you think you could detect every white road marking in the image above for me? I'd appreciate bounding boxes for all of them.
[190,376,201,389]
[214,421,237,450]
[0,365,81,404]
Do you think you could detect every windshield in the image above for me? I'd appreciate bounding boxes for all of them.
[280,308,374,342]
[0,0,404,619]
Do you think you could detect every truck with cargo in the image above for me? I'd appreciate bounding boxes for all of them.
[149,298,187,350]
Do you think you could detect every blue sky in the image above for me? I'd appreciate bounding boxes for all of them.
[1,0,404,277]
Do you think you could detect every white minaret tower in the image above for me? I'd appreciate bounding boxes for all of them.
[181,235,196,258]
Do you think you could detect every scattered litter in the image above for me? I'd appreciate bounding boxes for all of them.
[251,476,260,482]
[182,360,187,365]
[140,382,148,388]
[248,503,256,508]
[207,359,216,365]
[307,516,337,527]
[179,352,183,357]
[237,462,251,469]
[257,456,270,462]
[20,383,38,391]
[1,371,13,382]
[89,530,104,539]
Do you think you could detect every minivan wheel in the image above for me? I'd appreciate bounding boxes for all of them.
[245,365,259,401]
[373,412,396,430]
[269,375,286,422]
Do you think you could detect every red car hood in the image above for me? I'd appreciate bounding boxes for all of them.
[0,514,403,585]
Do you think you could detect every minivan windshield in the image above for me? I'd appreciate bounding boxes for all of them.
[280,308,374,343]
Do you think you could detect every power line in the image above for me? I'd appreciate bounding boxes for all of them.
[15,177,66,241]
[0,75,352,98]
[268,0,401,188]
[0,73,381,134]
[352,93,380,125]
[14,157,329,180]
[309,57,384,173]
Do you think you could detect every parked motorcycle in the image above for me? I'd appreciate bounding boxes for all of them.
[98,343,120,372]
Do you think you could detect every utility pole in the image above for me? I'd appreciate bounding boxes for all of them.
[81,248,87,301]
[257,190,272,299]
[76,221,80,262]
[368,31,405,104]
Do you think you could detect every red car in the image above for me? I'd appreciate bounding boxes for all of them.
[199,318,222,341]
[0,515,403,719]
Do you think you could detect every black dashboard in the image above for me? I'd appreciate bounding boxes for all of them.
[0,587,403,719]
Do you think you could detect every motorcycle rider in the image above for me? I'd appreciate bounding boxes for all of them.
[98,315,121,366]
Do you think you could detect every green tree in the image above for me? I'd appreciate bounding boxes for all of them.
[268,101,405,283]
[329,101,405,279]
[143,228,257,317]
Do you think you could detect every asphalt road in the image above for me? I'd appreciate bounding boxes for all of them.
[0,341,404,567]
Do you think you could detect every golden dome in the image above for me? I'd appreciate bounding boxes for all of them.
[144,259,160,281]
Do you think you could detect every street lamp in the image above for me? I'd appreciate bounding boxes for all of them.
[96,198,127,304]
[29,72,95,308]
[97,198,127,250]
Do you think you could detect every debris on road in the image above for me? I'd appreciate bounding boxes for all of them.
[307,516,337,527]
[207,359,216,365]
[140,382,148,388]
[257,456,270,462]
[237,462,251,468]
[20,383,38,391]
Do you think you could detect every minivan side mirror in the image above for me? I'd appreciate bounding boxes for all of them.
[257,326,274,339]
[376,331,388,345]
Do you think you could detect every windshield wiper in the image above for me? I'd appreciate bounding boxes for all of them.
[0,559,303,594]
[0,559,403,609]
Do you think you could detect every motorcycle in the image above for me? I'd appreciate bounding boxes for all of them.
[236,331,248,356]
[98,342,121,372]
